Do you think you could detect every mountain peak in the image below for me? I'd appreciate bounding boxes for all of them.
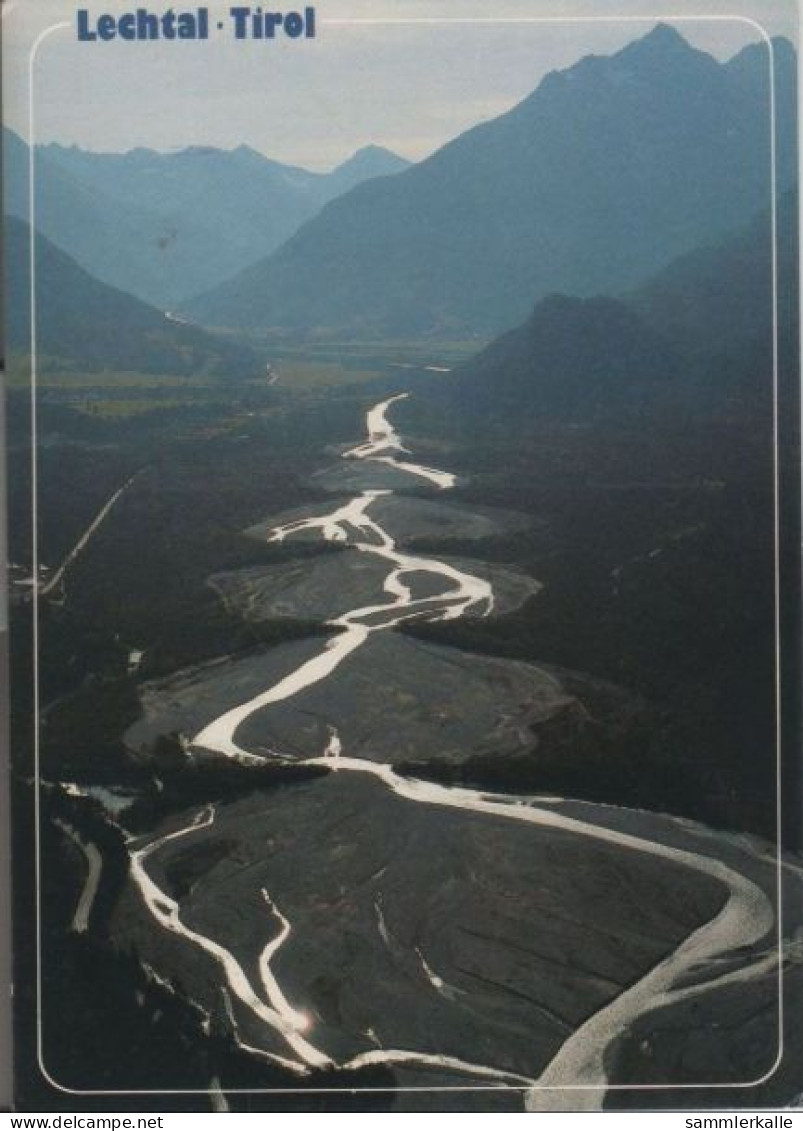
[605,22,718,79]
[725,33,796,73]
[621,22,692,56]
[332,145,409,176]
[234,143,259,154]
[527,22,707,105]
[231,142,274,165]
[354,144,394,159]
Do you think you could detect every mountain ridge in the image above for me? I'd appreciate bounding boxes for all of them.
[4,129,411,309]
[185,24,796,339]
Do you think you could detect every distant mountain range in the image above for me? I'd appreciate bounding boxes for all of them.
[186,25,796,339]
[4,216,260,378]
[3,129,409,308]
[454,187,797,421]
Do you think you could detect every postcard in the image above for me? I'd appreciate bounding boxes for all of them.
[2,0,800,1113]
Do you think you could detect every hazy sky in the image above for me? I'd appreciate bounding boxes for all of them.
[2,0,796,170]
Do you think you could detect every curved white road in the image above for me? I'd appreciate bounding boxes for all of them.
[55,819,102,934]
[40,472,140,599]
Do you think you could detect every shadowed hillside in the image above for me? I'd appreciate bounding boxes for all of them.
[4,217,260,378]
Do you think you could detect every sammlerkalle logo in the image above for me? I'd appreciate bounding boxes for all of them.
[685,1119,794,1129]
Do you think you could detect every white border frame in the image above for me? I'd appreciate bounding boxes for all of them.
[23,9,784,1100]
